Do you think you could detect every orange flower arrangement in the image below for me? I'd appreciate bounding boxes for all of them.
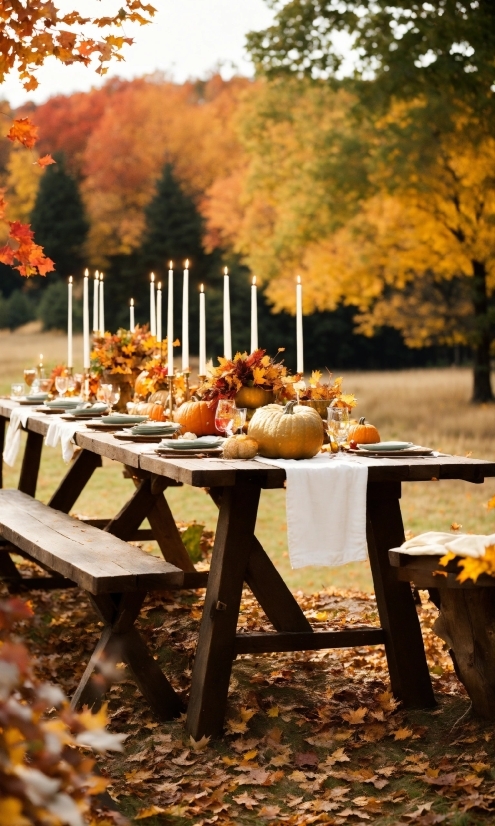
[200,349,288,403]
[280,370,357,409]
[90,325,161,384]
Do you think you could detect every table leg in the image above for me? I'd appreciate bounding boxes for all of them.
[48,449,102,512]
[366,481,435,708]
[186,481,261,739]
[0,416,6,488]
[18,431,43,497]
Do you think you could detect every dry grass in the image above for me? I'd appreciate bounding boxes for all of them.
[2,332,495,594]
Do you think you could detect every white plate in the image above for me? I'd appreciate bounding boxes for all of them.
[358,441,414,452]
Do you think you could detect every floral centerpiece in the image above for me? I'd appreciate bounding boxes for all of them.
[199,349,288,409]
[279,371,356,418]
[91,325,160,409]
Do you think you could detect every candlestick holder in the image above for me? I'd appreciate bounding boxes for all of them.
[82,370,91,402]
[167,373,175,419]
[182,368,191,401]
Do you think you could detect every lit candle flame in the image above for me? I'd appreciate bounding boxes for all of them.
[150,272,155,283]
[100,272,103,281]
[185,259,189,269]
[297,275,301,284]
[200,283,204,292]
[157,281,162,290]
[69,276,73,284]
[84,268,88,277]
[39,353,43,362]
[252,276,257,286]
[169,261,173,270]
[224,266,228,276]
[95,270,99,280]
[130,298,134,306]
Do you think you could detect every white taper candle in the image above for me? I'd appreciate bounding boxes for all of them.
[199,284,206,376]
[167,262,174,375]
[296,275,304,374]
[223,266,232,360]
[83,269,90,369]
[150,273,156,337]
[99,273,105,335]
[130,298,135,330]
[67,276,73,369]
[156,282,162,342]
[251,275,258,353]
[182,259,189,370]
[93,271,99,332]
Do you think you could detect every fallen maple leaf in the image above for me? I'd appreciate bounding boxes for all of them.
[189,734,210,752]
[342,706,368,724]
[266,705,279,717]
[259,804,281,818]
[450,522,462,532]
[233,792,259,810]
[295,751,319,768]
[7,117,39,148]
[134,806,166,819]
[394,727,413,740]
[36,154,56,168]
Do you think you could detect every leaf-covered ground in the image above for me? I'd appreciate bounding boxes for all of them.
[5,556,495,826]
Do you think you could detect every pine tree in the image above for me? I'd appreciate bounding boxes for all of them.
[140,163,204,278]
[30,153,88,277]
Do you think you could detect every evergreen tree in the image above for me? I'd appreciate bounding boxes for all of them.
[140,163,204,279]
[30,153,88,277]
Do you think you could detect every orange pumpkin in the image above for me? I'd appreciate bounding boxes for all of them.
[174,399,218,436]
[148,402,166,422]
[348,417,380,444]
[149,390,169,405]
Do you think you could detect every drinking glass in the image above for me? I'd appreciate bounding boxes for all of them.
[101,383,120,413]
[67,375,77,396]
[55,376,68,398]
[23,368,36,387]
[232,407,247,435]
[39,378,52,393]
[327,407,350,449]
[214,399,237,436]
[11,383,24,399]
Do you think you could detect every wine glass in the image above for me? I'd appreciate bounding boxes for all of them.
[55,376,68,398]
[232,407,247,435]
[11,383,24,399]
[327,407,350,449]
[101,383,120,413]
[24,368,37,387]
[215,399,237,436]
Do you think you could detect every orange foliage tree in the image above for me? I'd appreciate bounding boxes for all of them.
[0,1,155,276]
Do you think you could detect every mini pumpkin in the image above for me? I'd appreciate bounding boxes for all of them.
[348,417,380,444]
[174,399,218,436]
[149,390,169,405]
[223,434,259,460]
[248,401,324,459]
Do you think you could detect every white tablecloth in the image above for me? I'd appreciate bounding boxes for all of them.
[3,406,32,466]
[255,454,368,568]
[394,531,495,559]
[45,419,86,463]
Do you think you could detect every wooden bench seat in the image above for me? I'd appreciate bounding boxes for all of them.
[0,489,207,720]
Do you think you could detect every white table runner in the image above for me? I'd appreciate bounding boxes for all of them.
[255,454,368,569]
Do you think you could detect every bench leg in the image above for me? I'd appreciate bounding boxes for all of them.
[71,592,184,720]
[186,481,261,739]
[366,481,435,708]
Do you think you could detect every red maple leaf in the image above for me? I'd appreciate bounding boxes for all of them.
[36,154,56,168]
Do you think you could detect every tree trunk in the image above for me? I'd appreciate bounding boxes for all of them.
[433,589,495,719]
[471,259,494,403]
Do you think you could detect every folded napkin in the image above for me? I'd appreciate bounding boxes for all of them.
[393,531,495,559]
[255,454,368,569]
[45,419,86,463]
[3,406,32,466]
[131,422,179,434]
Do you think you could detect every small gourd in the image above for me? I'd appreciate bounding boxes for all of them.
[175,399,218,436]
[248,401,323,460]
[223,434,259,460]
[149,390,169,405]
[348,417,380,444]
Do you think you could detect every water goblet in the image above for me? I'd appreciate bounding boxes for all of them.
[327,407,350,450]
[55,376,68,398]
[232,407,247,435]
[11,383,24,399]
[101,383,120,413]
[214,399,237,436]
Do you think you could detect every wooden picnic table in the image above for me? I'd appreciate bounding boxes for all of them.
[2,398,495,738]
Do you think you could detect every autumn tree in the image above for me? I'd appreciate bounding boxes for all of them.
[244,0,495,401]
[30,153,88,277]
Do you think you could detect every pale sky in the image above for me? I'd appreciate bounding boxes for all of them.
[1,0,274,107]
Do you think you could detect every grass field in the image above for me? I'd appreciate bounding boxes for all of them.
[2,328,495,593]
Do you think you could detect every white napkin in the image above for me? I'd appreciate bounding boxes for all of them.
[45,419,86,463]
[3,406,32,466]
[255,454,368,569]
[394,531,495,559]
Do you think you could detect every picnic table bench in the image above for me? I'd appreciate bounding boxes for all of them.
[2,398,495,737]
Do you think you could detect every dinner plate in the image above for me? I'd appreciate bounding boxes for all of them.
[16,396,48,404]
[104,415,148,425]
[84,420,137,430]
[358,441,414,451]
[113,431,165,442]
[154,446,224,457]
[159,437,223,450]
[349,446,435,457]
[36,406,66,414]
